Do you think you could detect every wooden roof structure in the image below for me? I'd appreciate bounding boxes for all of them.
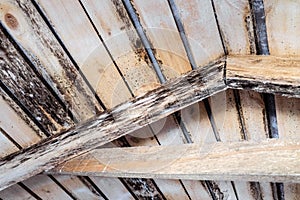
[0,0,299,199]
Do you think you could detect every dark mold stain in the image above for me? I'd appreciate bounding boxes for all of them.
[4,13,19,30]
[249,182,263,200]
[122,178,164,199]
[0,28,73,134]
[111,0,151,66]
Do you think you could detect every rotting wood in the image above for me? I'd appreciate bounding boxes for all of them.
[226,55,300,98]
[0,27,73,134]
[50,139,300,183]
[0,0,103,121]
[0,59,226,191]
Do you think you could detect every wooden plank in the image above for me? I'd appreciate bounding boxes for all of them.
[81,0,160,96]
[0,88,45,148]
[0,27,73,134]
[51,139,300,183]
[0,0,103,121]
[35,0,131,108]
[22,175,72,200]
[130,0,191,79]
[89,177,134,200]
[0,60,226,191]
[172,0,224,65]
[52,175,105,200]
[0,184,36,200]
[227,55,300,98]
[0,130,19,158]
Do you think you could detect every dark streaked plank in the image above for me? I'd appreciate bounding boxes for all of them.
[0,59,226,191]
[226,55,300,98]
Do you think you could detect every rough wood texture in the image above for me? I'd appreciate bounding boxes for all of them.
[0,27,73,134]
[227,55,300,98]
[0,60,226,191]
[0,0,103,121]
[51,139,300,183]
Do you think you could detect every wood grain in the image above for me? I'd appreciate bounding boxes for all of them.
[227,55,300,98]
[51,139,300,183]
[0,60,225,191]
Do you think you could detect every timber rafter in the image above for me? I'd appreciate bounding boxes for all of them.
[0,55,300,191]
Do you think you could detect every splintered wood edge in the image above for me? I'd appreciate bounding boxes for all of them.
[0,58,226,191]
[226,55,300,98]
[48,139,300,183]
[1,55,300,191]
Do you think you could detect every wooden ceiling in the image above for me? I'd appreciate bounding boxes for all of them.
[0,0,299,199]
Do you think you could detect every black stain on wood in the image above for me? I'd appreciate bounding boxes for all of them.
[0,59,226,190]
[122,178,165,200]
[249,182,263,200]
[111,0,151,66]
[12,0,101,117]
[0,27,73,134]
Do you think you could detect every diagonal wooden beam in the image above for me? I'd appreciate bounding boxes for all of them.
[0,59,226,191]
[226,55,300,98]
[48,139,300,183]
[1,55,300,191]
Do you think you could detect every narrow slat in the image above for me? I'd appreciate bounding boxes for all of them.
[0,0,103,121]
[22,175,72,200]
[35,0,131,108]
[0,88,45,147]
[81,0,160,96]
[89,177,134,200]
[131,0,191,79]
[0,60,225,191]
[172,0,224,65]
[0,184,37,200]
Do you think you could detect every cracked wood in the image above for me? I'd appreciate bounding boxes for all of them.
[0,59,226,191]
[226,55,300,98]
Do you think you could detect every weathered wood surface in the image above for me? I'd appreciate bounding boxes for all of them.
[0,60,225,191]
[0,0,103,121]
[227,55,300,98]
[51,139,300,183]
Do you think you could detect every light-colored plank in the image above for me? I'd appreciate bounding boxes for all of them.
[0,89,44,147]
[0,0,102,121]
[36,0,131,108]
[52,139,300,183]
[0,130,19,158]
[227,55,300,98]
[131,0,191,79]
[181,180,212,200]
[81,0,160,96]
[22,175,72,200]
[265,0,300,56]
[0,61,226,191]
[284,183,300,200]
[90,177,134,200]
[213,0,254,54]
[52,175,105,200]
[275,96,300,140]
[172,0,224,65]
[0,184,36,200]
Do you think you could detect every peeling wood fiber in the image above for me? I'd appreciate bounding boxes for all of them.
[0,59,226,191]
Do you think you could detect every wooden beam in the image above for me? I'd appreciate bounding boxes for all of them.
[49,139,300,183]
[0,59,226,191]
[226,55,300,98]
